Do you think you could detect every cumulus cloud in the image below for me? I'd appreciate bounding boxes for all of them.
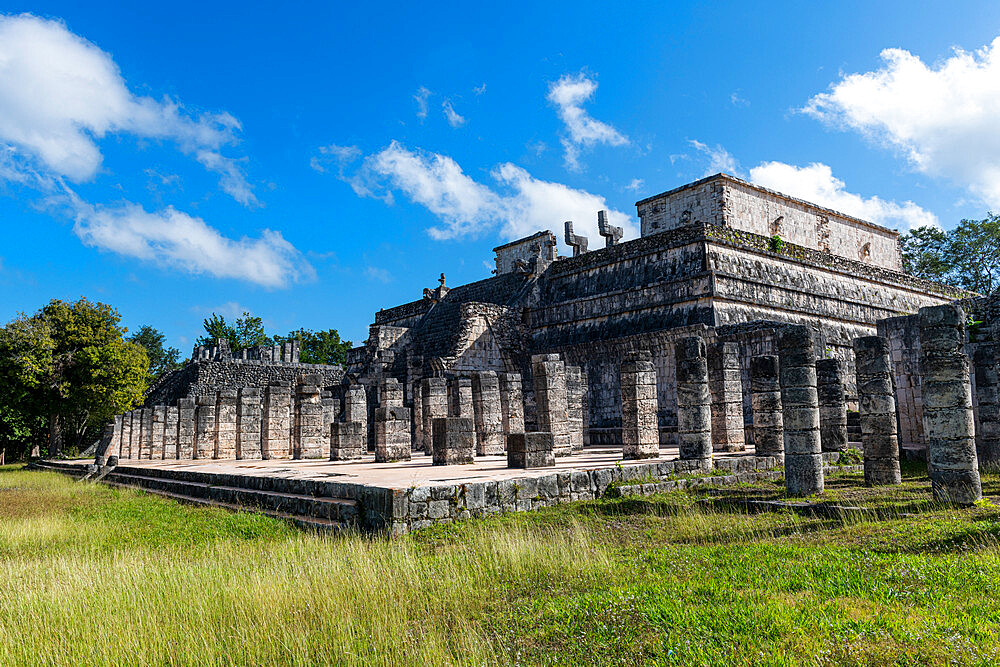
[803,37,1000,208]
[547,73,629,171]
[413,86,431,120]
[334,141,637,248]
[749,161,938,230]
[442,100,466,128]
[71,201,314,288]
[625,178,645,192]
[0,13,256,205]
[689,140,742,177]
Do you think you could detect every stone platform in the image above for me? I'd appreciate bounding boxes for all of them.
[38,445,788,535]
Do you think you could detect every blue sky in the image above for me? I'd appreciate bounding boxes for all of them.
[2,1,1000,352]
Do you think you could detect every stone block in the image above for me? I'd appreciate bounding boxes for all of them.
[432,417,474,465]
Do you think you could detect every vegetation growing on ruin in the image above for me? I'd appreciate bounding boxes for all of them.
[2,463,999,666]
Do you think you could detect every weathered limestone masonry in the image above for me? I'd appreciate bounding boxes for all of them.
[177,398,195,459]
[974,343,1000,469]
[432,417,475,465]
[750,355,783,457]
[293,378,325,459]
[532,354,571,456]
[565,365,586,452]
[111,415,123,459]
[499,372,525,436]
[215,389,237,459]
[620,351,660,460]
[164,406,178,460]
[472,371,504,455]
[853,336,901,485]
[151,406,165,460]
[330,422,364,460]
[140,407,153,460]
[816,359,848,453]
[507,432,556,468]
[322,390,340,447]
[411,382,423,452]
[708,342,745,452]
[236,387,262,460]
[448,377,477,453]
[919,305,982,504]
[344,385,368,455]
[194,395,217,459]
[120,411,132,459]
[421,378,448,455]
[262,385,291,459]
[375,378,411,462]
[778,326,824,496]
[675,337,713,469]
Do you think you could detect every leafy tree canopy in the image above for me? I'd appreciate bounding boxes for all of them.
[196,312,269,352]
[901,214,1000,294]
[128,325,181,380]
[273,328,353,365]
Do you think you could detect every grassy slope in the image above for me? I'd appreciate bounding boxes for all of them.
[1,463,999,666]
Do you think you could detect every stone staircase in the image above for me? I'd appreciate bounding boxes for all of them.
[30,460,360,532]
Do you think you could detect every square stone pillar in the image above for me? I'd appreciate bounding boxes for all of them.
[380,378,404,408]
[109,414,123,460]
[375,406,412,462]
[472,371,504,456]
[432,417,474,465]
[344,385,368,456]
[853,336,901,485]
[974,343,1000,468]
[411,381,424,452]
[532,354,571,456]
[450,377,477,451]
[150,405,166,460]
[163,405,179,460]
[236,387,262,460]
[140,407,154,460]
[194,395,217,460]
[262,384,291,459]
[120,412,132,459]
[621,351,660,460]
[750,355,783,457]
[507,432,555,469]
[919,304,982,504]
[708,342,746,452]
[331,421,364,460]
[817,359,848,452]
[321,390,339,441]
[214,389,238,459]
[177,398,195,459]
[499,372,525,436]
[421,378,448,455]
[676,337,713,469]
[294,379,325,459]
[778,326,824,496]
[565,365,586,453]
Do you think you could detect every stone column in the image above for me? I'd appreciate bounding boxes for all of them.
[421,378,448,455]
[140,407,154,460]
[750,355,783,457]
[708,342,746,452]
[532,354,571,456]
[620,351,660,459]
[974,343,1000,468]
[675,336,712,470]
[214,389,238,459]
[163,405,179,460]
[177,398,195,459]
[110,414,123,460]
[194,395,217,460]
[432,416,475,465]
[330,422,364,460]
[816,359,848,453]
[321,390,338,442]
[380,377,404,408]
[472,371,504,456]
[919,304,982,504]
[507,432,555,469]
[450,377,477,451]
[375,406,412,462]
[294,378,324,459]
[778,325,824,496]
[566,365,586,453]
[236,387,262,460]
[262,384,291,459]
[498,372,525,436]
[853,336,901,485]
[411,381,424,452]
[150,405,166,460]
[120,412,132,459]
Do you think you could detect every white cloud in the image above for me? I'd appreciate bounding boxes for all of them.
[339,141,638,249]
[624,178,645,192]
[547,73,629,171]
[0,14,255,205]
[689,140,742,177]
[473,83,487,96]
[442,100,466,128]
[730,91,749,107]
[364,266,392,283]
[72,201,314,288]
[413,87,431,120]
[749,161,938,230]
[803,37,1000,208]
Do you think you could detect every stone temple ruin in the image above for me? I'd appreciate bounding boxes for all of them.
[72,172,997,533]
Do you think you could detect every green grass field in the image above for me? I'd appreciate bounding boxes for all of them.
[2,463,999,666]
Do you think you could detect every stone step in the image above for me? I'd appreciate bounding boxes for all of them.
[104,470,358,525]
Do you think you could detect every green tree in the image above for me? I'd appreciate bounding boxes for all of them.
[900,225,950,282]
[900,215,1000,294]
[128,325,181,380]
[196,311,269,352]
[274,328,353,365]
